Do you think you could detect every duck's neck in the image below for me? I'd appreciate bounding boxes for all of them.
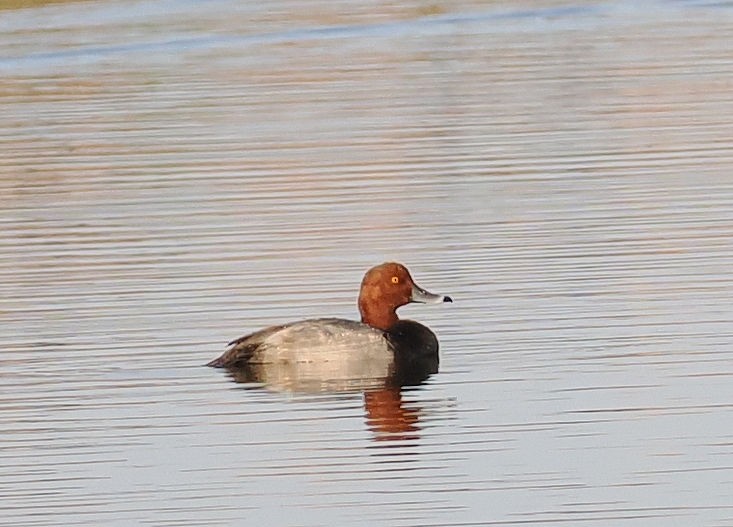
[359,300,398,331]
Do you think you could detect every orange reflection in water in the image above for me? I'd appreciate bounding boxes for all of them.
[364,387,421,441]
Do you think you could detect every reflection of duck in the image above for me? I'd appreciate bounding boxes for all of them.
[364,388,421,441]
[226,352,437,442]
[207,263,451,371]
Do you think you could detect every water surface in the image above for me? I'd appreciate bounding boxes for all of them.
[2,1,733,526]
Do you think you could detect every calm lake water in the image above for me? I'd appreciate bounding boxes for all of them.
[2,0,733,525]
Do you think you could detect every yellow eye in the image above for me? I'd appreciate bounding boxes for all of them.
[391,276,399,284]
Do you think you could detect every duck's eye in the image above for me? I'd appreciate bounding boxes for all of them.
[391,276,399,284]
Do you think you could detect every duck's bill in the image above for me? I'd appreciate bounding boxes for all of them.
[411,283,453,304]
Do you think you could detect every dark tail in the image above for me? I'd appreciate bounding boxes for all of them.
[206,355,227,368]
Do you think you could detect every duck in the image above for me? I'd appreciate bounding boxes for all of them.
[206,262,452,369]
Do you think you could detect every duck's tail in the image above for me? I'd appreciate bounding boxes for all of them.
[206,339,259,368]
[205,356,227,368]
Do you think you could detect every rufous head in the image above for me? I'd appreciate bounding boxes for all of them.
[358,262,452,331]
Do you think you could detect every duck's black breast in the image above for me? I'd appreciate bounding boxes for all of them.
[385,319,440,382]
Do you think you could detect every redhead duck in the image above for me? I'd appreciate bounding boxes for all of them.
[207,262,452,369]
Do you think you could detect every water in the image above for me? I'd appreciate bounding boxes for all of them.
[2,1,733,525]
